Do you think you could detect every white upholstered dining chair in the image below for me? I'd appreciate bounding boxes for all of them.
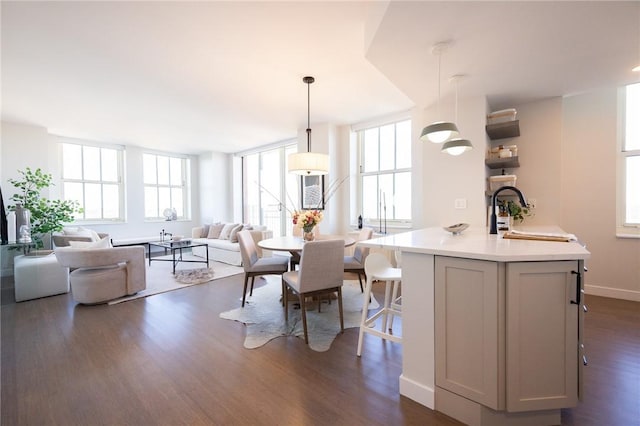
[237,230,289,307]
[282,239,345,344]
[343,227,373,292]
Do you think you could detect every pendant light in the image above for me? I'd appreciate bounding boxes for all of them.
[420,42,459,144]
[287,76,329,176]
[442,74,473,156]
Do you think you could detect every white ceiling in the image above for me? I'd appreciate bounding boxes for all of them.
[2,1,639,155]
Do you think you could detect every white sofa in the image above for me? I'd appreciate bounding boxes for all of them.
[190,223,272,266]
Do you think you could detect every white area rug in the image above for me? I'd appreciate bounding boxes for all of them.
[219,276,379,352]
[109,254,243,305]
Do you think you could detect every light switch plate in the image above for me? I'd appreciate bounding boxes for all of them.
[454,198,467,209]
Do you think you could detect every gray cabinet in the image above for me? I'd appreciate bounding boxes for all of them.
[505,261,580,412]
[435,257,504,410]
[435,257,583,419]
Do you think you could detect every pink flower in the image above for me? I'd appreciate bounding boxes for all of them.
[292,209,323,229]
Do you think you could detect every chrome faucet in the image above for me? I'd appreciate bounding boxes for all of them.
[490,186,528,234]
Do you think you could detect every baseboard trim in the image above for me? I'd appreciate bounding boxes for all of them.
[585,285,640,302]
[399,374,435,409]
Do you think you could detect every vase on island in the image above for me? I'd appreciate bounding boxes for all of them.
[303,226,315,242]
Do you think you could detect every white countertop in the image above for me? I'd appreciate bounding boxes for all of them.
[358,226,591,262]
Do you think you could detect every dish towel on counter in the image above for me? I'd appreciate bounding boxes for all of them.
[503,230,578,242]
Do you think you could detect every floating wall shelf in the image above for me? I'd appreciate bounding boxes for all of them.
[485,156,520,169]
[486,120,520,140]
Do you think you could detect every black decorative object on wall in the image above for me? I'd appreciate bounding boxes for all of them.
[0,186,8,244]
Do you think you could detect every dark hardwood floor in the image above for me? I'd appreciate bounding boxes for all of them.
[1,273,639,425]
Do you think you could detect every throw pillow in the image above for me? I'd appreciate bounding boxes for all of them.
[62,226,81,235]
[219,223,238,240]
[62,226,101,242]
[207,224,225,239]
[62,226,91,238]
[68,237,111,249]
[229,224,244,243]
[88,229,102,242]
[201,223,211,238]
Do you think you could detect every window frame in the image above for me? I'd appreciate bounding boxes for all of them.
[617,82,640,237]
[355,117,412,229]
[60,141,125,223]
[240,142,298,237]
[142,152,191,221]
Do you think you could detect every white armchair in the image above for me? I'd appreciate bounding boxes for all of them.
[54,246,146,304]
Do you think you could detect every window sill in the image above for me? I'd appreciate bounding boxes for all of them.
[144,219,193,223]
[616,226,640,238]
[74,220,125,226]
[616,233,640,239]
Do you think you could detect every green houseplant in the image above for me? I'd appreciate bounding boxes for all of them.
[499,199,532,224]
[8,167,82,249]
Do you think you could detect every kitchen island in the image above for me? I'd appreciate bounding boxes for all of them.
[358,226,590,426]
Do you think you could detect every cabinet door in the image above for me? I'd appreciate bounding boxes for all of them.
[435,257,502,410]
[506,261,579,412]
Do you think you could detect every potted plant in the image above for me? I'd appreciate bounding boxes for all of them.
[499,199,533,224]
[8,167,82,250]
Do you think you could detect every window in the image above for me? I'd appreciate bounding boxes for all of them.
[357,119,412,226]
[61,142,124,221]
[242,143,299,237]
[143,153,190,220]
[621,83,640,229]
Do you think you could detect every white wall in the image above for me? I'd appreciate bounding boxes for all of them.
[420,95,487,228]
[1,122,57,197]
[1,121,199,244]
[198,150,233,224]
[561,88,640,301]
[508,98,564,226]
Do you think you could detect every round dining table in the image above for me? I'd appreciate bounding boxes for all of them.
[257,235,356,253]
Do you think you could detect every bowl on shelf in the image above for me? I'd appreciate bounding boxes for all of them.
[443,223,469,235]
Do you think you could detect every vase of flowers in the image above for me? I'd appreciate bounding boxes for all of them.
[303,229,315,242]
[293,210,323,242]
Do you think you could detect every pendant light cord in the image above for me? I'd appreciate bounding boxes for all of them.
[436,50,441,118]
[450,74,465,125]
[306,78,312,153]
[454,78,458,123]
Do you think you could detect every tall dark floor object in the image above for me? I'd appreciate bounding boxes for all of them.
[0,186,8,244]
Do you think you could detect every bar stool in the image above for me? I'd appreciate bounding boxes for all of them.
[357,253,402,356]
[388,250,402,332]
